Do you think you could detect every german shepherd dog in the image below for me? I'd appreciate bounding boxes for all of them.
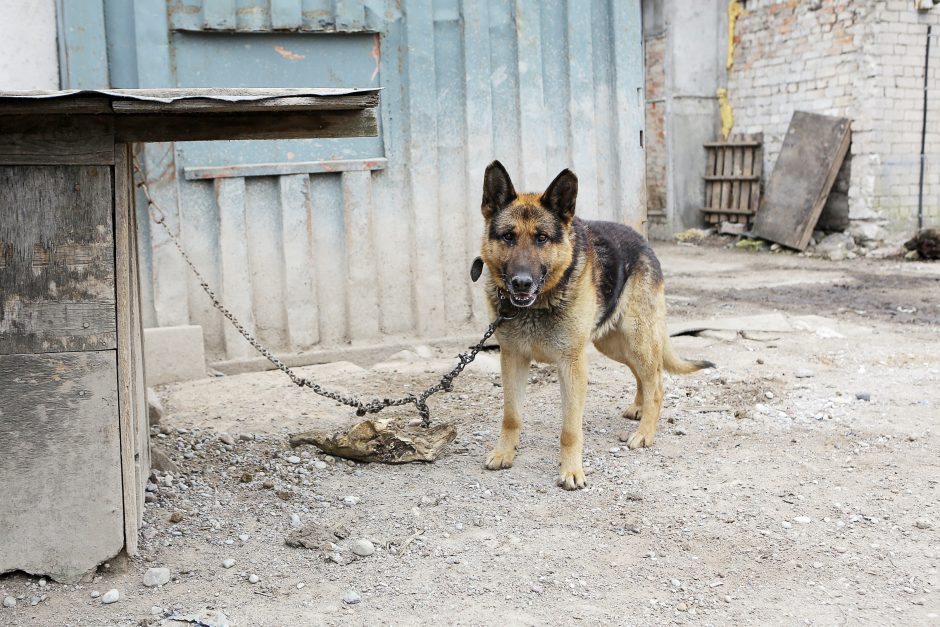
[477,161,714,490]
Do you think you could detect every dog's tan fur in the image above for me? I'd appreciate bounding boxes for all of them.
[478,162,713,490]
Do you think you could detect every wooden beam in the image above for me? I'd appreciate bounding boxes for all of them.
[184,157,386,180]
[109,93,379,113]
[0,115,113,165]
[114,109,378,142]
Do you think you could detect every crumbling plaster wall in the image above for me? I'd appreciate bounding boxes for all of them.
[728,0,940,234]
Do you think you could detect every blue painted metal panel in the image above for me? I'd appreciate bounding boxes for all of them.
[62,0,645,361]
[170,31,382,166]
[56,0,109,88]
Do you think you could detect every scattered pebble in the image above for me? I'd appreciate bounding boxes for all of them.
[101,589,120,604]
[248,574,260,584]
[343,590,361,605]
[781,521,792,529]
[856,391,871,401]
[915,519,932,530]
[219,433,235,446]
[151,606,164,616]
[90,590,100,598]
[351,539,375,557]
[675,427,688,436]
[238,533,250,542]
[677,602,688,612]
[291,513,302,528]
[3,596,15,608]
[286,456,302,464]
[169,511,184,523]
[222,558,236,569]
[343,496,361,506]
[314,461,328,470]
[143,567,171,587]
[795,369,815,378]
[794,516,812,524]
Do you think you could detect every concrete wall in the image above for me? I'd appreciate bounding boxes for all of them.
[0,0,59,89]
[727,0,940,233]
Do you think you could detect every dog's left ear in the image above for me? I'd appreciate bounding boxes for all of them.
[470,256,484,282]
[540,169,578,224]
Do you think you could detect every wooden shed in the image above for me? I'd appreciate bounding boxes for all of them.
[0,88,379,582]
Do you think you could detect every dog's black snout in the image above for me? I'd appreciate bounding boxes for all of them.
[510,274,534,293]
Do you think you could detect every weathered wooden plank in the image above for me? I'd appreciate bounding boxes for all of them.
[0,97,111,114]
[184,157,386,180]
[750,133,764,213]
[203,0,237,29]
[114,109,378,142]
[405,0,445,337]
[515,0,548,191]
[0,115,113,165]
[0,351,124,583]
[109,93,379,113]
[114,143,144,556]
[341,170,380,339]
[739,135,754,212]
[719,146,733,210]
[753,113,851,250]
[271,0,304,29]
[566,0,599,218]
[279,174,319,348]
[215,178,256,359]
[0,165,116,354]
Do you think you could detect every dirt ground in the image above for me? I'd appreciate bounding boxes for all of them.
[2,243,939,626]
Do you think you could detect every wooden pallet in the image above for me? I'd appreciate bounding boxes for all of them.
[701,133,763,226]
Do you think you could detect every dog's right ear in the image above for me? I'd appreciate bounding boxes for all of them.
[482,160,517,219]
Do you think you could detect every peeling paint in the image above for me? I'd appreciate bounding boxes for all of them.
[370,33,380,82]
[273,45,305,60]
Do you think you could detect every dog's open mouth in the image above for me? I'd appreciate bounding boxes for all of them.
[508,291,538,307]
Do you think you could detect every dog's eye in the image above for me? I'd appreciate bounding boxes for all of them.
[502,232,515,243]
[535,233,549,244]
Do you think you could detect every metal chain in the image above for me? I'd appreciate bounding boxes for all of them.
[132,157,502,426]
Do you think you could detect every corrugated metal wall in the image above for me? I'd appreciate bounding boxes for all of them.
[100,0,645,364]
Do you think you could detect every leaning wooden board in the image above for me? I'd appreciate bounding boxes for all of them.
[752,112,851,250]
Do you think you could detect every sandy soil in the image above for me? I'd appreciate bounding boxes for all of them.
[2,243,939,626]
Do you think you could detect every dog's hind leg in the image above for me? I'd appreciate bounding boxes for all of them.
[485,348,530,470]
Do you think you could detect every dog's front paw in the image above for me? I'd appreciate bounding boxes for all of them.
[557,465,587,490]
[484,447,516,470]
[623,429,655,449]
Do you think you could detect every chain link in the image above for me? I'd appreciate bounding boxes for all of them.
[133,157,502,427]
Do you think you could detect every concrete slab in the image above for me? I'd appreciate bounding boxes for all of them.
[144,325,207,385]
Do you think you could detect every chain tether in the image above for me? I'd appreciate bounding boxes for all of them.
[133,158,502,426]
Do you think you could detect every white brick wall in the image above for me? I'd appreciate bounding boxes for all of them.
[727,0,940,230]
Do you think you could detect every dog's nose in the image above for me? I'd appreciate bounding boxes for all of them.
[510,274,534,293]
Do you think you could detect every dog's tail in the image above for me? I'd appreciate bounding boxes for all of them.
[663,338,716,375]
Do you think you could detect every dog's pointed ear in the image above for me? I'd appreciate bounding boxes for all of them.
[482,160,517,219]
[540,169,578,224]
[470,256,484,282]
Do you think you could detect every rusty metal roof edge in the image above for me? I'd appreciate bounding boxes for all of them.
[0,87,381,103]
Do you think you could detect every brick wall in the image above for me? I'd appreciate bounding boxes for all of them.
[727,0,940,231]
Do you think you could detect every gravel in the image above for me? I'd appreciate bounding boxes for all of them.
[350,539,375,557]
[101,589,120,604]
[143,567,171,587]
[222,558,236,569]
[343,590,362,605]
[3,596,15,608]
